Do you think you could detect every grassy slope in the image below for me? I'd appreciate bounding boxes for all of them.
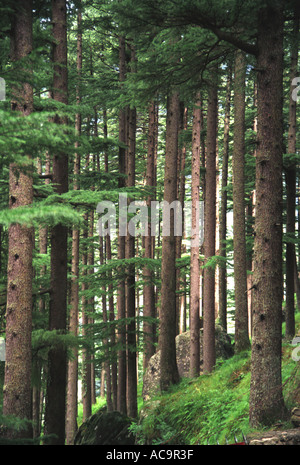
[133,313,300,445]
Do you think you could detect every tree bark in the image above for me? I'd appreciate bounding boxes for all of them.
[203,72,218,374]
[143,101,156,370]
[219,63,232,332]
[159,91,180,391]
[117,35,127,414]
[44,0,69,445]
[285,4,299,340]
[190,94,201,377]
[249,4,287,427]
[66,3,82,444]
[233,50,250,353]
[3,0,34,439]
[126,100,137,418]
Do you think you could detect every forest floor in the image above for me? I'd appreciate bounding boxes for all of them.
[127,313,300,445]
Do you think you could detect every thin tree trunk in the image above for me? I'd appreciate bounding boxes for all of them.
[249,4,287,427]
[179,106,187,334]
[102,112,118,409]
[203,72,218,374]
[66,3,82,444]
[3,0,34,439]
[117,35,127,414]
[219,63,232,332]
[143,101,157,370]
[126,102,137,418]
[100,235,113,411]
[285,4,299,339]
[190,94,201,377]
[233,50,250,352]
[159,91,180,392]
[82,211,92,421]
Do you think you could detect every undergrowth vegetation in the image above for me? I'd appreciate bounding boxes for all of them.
[130,314,300,445]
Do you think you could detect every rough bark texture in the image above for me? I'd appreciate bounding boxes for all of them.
[3,0,34,438]
[285,4,299,340]
[117,34,127,415]
[190,95,201,377]
[159,92,180,391]
[44,0,69,445]
[66,4,82,444]
[232,50,249,353]
[249,5,287,428]
[219,64,232,331]
[126,103,137,418]
[203,75,218,374]
[143,101,157,370]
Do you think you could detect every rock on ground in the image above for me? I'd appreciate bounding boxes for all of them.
[249,428,300,445]
[142,325,233,401]
[73,409,135,445]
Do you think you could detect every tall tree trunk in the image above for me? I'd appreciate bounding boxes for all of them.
[3,0,34,439]
[143,101,156,371]
[190,94,201,377]
[178,105,187,334]
[100,234,113,411]
[81,211,92,421]
[219,63,232,332]
[285,4,299,339]
[117,35,127,414]
[66,3,82,444]
[102,111,118,409]
[249,4,287,427]
[203,72,218,374]
[159,91,180,391]
[126,101,137,418]
[233,50,250,352]
[44,0,69,445]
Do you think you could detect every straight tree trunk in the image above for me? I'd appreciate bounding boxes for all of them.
[126,102,137,418]
[232,50,250,352]
[117,35,127,414]
[103,113,118,410]
[66,3,82,444]
[249,4,287,427]
[190,94,201,377]
[203,73,218,374]
[179,106,187,334]
[44,0,69,445]
[159,91,180,391]
[219,64,232,331]
[100,235,113,411]
[285,4,299,340]
[143,101,157,370]
[81,211,92,421]
[3,0,34,439]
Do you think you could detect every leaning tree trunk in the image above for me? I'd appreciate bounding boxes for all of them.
[249,4,287,428]
[3,0,34,440]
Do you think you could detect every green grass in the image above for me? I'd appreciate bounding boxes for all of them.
[77,396,107,428]
[132,313,300,445]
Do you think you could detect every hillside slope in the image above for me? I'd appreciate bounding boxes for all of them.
[133,315,300,445]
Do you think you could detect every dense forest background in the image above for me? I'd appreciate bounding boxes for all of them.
[0,0,299,445]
